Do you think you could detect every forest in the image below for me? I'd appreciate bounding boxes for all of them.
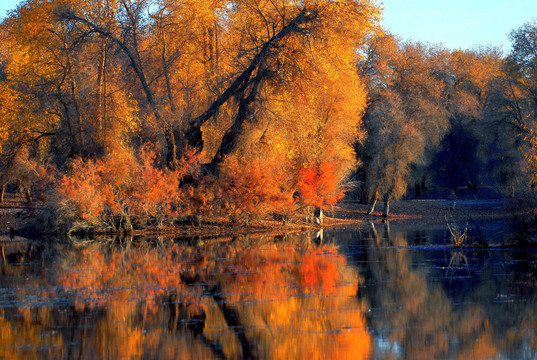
[0,0,537,234]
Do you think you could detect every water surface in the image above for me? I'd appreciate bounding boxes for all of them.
[0,222,536,359]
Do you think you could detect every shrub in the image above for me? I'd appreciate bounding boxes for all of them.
[53,145,189,232]
[296,160,345,208]
[217,156,293,224]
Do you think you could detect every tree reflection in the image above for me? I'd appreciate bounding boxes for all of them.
[0,235,371,359]
[360,222,536,360]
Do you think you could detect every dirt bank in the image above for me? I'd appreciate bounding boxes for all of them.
[0,192,512,238]
[333,199,510,227]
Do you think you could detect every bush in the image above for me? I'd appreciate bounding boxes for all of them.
[297,160,345,208]
[53,145,191,232]
[216,156,294,224]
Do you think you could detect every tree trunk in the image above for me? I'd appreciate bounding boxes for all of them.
[25,188,32,204]
[58,97,78,155]
[65,46,85,151]
[382,193,390,217]
[0,184,5,204]
[182,8,315,154]
[161,32,176,113]
[313,207,324,226]
[367,188,379,215]
[208,66,266,171]
[72,80,84,150]
[359,171,369,204]
[97,39,108,145]
[415,181,422,198]
[165,128,178,171]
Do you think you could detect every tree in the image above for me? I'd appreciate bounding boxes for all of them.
[357,34,449,216]
[59,0,184,169]
[0,0,381,223]
[184,0,379,170]
[430,48,503,194]
[505,20,537,188]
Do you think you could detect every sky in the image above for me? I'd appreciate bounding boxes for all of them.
[0,0,535,54]
[380,0,537,54]
[0,0,17,19]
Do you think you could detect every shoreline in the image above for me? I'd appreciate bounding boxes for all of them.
[335,198,510,226]
[0,192,512,240]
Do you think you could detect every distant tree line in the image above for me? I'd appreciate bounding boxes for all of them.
[357,22,537,216]
[356,31,524,214]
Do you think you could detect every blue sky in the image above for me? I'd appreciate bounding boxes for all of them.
[380,0,537,54]
[0,0,535,54]
[0,0,17,18]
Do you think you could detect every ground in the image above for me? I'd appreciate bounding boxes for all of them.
[333,198,510,226]
[0,192,512,239]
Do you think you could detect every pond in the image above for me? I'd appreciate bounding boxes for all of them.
[0,221,536,359]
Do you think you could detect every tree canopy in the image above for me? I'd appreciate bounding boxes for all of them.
[0,0,536,225]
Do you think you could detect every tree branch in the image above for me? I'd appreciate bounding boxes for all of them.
[184,7,317,152]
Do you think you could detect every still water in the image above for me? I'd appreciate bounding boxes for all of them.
[0,222,536,359]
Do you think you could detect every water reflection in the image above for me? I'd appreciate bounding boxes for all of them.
[1,225,537,359]
[354,222,537,360]
[0,234,370,359]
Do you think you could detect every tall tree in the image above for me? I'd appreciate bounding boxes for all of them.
[506,20,537,188]
[431,48,503,194]
[60,0,185,168]
[183,0,380,171]
[357,34,449,216]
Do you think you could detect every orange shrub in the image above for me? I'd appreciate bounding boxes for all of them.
[217,156,294,223]
[54,145,191,231]
[296,160,345,208]
[113,146,182,224]
[57,157,109,227]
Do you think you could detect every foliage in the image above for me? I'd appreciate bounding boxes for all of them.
[297,160,345,208]
[0,0,381,228]
[216,155,293,223]
[357,35,450,212]
[2,0,537,229]
[508,20,537,190]
[54,145,189,231]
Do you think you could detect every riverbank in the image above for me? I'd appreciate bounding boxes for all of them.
[0,192,319,240]
[0,192,513,239]
[334,198,510,226]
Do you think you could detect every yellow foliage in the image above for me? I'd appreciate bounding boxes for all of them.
[0,310,65,359]
[2,239,371,359]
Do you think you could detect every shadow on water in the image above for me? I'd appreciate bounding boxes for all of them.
[1,221,537,359]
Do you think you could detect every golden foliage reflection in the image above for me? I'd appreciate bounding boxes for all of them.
[0,237,370,359]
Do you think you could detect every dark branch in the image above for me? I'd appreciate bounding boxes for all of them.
[184,8,317,151]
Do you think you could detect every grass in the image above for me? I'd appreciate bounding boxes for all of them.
[446,216,469,247]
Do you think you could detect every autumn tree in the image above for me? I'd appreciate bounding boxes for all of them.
[0,2,65,199]
[357,34,449,216]
[504,20,537,188]
[0,0,381,225]
[183,0,379,169]
[58,0,181,168]
[430,48,503,194]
